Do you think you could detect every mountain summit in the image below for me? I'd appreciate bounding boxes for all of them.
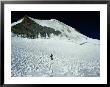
[22,15,36,26]
[11,16,61,39]
[11,16,99,44]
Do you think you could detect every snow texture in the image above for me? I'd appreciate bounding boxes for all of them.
[11,37,100,77]
[11,18,100,77]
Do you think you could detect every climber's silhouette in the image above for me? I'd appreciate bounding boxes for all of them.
[50,54,53,60]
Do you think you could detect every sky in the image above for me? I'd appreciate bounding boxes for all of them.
[11,11,100,39]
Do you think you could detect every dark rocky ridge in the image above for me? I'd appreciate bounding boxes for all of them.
[11,15,61,39]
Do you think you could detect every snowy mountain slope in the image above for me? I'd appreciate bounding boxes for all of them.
[11,19,23,27]
[11,16,99,44]
[11,16,100,77]
[30,17,100,44]
[30,17,88,43]
[11,16,61,39]
[11,36,100,77]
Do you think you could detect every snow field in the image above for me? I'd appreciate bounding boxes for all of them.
[11,37,100,77]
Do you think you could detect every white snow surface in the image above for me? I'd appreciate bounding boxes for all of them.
[11,36,100,77]
[11,17,100,77]
[11,19,23,27]
[30,17,88,44]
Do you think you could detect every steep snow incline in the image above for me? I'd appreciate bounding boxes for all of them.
[11,19,23,27]
[11,16,99,44]
[30,17,89,43]
[11,37,100,77]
